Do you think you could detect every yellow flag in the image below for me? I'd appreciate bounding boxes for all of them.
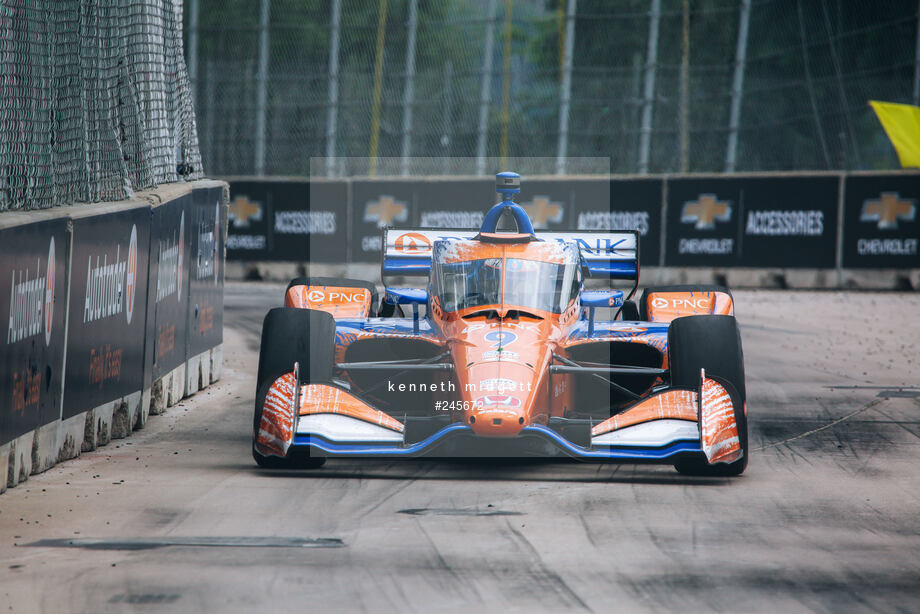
[870,100,920,168]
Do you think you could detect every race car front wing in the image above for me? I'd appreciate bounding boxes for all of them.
[256,369,742,465]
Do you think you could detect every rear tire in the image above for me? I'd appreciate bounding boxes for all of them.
[667,314,748,477]
[252,307,336,469]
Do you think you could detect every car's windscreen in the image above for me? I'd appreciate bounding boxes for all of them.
[437,257,577,314]
[504,259,577,314]
[438,258,503,312]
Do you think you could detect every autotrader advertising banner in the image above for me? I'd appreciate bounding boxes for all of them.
[144,194,192,386]
[842,174,920,269]
[0,219,68,445]
[64,206,151,419]
[187,186,225,357]
[573,178,661,266]
[351,179,418,263]
[665,175,838,268]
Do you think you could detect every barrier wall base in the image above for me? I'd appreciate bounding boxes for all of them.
[7,361,223,490]
[150,366,186,416]
[0,443,8,494]
[169,365,186,407]
[185,350,205,397]
[83,401,114,451]
[57,413,84,463]
[8,432,34,488]
[210,344,223,384]
[31,421,61,475]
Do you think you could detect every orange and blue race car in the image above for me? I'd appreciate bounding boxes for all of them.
[253,172,748,476]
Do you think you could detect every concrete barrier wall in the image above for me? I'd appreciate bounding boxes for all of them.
[222,171,919,289]
[0,180,228,493]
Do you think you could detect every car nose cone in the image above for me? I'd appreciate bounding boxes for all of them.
[468,407,525,437]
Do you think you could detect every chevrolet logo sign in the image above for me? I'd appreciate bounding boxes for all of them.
[364,196,408,228]
[681,194,732,230]
[228,195,263,228]
[521,196,564,229]
[860,192,916,230]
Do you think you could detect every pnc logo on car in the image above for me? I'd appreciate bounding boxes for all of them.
[651,296,713,310]
[307,289,367,304]
[331,292,367,303]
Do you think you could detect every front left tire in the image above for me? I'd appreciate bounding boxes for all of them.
[252,307,336,469]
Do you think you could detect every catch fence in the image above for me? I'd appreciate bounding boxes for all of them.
[0,0,203,210]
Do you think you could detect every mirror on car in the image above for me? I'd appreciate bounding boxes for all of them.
[384,287,428,305]
[579,289,623,309]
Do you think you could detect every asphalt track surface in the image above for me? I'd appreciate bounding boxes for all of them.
[2,283,919,613]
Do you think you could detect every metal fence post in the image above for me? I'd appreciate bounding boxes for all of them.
[637,0,660,175]
[499,0,513,169]
[821,0,860,168]
[368,0,389,177]
[325,0,342,177]
[725,0,750,173]
[400,0,419,176]
[204,59,215,170]
[796,0,831,169]
[441,61,454,174]
[476,0,498,176]
[187,0,199,105]
[254,0,270,176]
[679,0,690,173]
[555,0,576,175]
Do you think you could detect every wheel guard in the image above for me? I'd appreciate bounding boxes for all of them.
[256,373,405,458]
[255,372,297,458]
[697,371,743,464]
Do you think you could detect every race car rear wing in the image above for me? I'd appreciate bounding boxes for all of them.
[381,228,475,277]
[542,230,639,279]
[381,228,640,280]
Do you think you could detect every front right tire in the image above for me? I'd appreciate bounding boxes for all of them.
[667,314,748,476]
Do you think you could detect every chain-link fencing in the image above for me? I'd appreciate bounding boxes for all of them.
[189,0,920,177]
[0,0,203,211]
